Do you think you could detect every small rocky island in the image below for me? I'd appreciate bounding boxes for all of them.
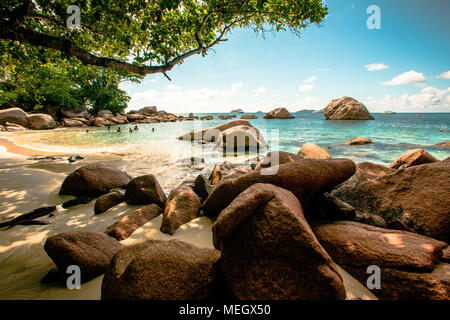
[323,97,375,120]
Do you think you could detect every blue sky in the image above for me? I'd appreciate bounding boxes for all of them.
[121,0,450,113]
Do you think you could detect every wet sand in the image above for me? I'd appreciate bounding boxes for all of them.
[0,136,377,300]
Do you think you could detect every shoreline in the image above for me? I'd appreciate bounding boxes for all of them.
[0,137,73,157]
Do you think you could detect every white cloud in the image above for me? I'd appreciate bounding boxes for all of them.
[303,76,317,83]
[438,70,450,79]
[253,86,267,95]
[365,63,389,71]
[299,84,315,92]
[365,86,450,112]
[382,70,426,86]
[231,82,243,92]
[165,84,182,91]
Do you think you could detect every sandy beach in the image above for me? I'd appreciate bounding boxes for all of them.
[0,135,378,300]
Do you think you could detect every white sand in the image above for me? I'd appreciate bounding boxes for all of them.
[0,141,376,300]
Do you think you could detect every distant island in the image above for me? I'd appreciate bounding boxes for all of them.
[383,110,397,114]
[230,109,244,113]
[295,109,316,114]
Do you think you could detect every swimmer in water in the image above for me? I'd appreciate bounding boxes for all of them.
[129,127,133,133]
[117,127,121,133]
[152,128,155,132]
[107,126,110,132]
[134,125,139,131]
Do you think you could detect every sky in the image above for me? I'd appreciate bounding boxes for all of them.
[121,0,450,114]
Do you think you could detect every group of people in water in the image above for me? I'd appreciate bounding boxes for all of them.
[107,125,141,133]
[86,125,155,133]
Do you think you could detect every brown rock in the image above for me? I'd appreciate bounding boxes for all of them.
[98,109,113,119]
[213,183,346,300]
[194,174,212,202]
[240,114,258,119]
[178,119,251,142]
[333,159,450,241]
[389,148,438,169]
[93,117,115,127]
[311,221,447,272]
[62,118,87,127]
[126,113,145,121]
[203,158,356,217]
[324,96,374,120]
[298,142,332,159]
[215,125,267,151]
[59,163,132,197]
[435,141,450,148]
[125,174,166,206]
[208,162,252,186]
[44,231,123,282]
[94,190,125,215]
[442,247,450,262]
[344,263,450,300]
[60,107,89,119]
[101,239,221,300]
[160,185,201,235]
[263,107,295,119]
[105,204,162,240]
[0,107,29,127]
[345,137,373,145]
[342,162,395,187]
[26,113,56,129]
[255,151,304,170]
[200,115,213,120]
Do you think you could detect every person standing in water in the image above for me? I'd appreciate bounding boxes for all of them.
[107,126,111,132]
[134,125,139,131]
[117,127,121,133]
[129,127,133,133]
[152,127,155,132]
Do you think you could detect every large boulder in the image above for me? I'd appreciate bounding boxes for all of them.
[389,148,438,169]
[62,118,88,127]
[215,125,267,151]
[212,183,346,300]
[333,159,450,242]
[125,174,166,206]
[298,142,332,159]
[44,231,123,283]
[255,150,304,170]
[341,162,395,187]
[311,221,449,300]
[178,119,251,142]
[208,162,252,186]
[126,113,145,121]
[59,163,132,197]
[105,204,162,240]
[94,189,125,215]
[60,107,89,119]
[101,239,221,300]
[98,109,113,119]
[0,107,29,127]
[160,185,201,235]
[138,106,157,116]
[203,158,356,217]
[194,174,212,202]
[93,117,115,127]
[263,107,294,119]
[323,97,374,120]
[26,113,56,129]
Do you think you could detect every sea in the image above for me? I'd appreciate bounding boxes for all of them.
[7,112,450,192]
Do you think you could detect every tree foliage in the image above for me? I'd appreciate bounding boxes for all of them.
[0,0,328,78]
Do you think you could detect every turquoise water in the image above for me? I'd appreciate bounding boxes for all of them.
[7,112,450,190]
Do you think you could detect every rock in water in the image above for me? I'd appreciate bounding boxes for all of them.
[333,158,450,242]
[59,163,132,197]
[125,174,166,206]
[323,97,374,120]
[178,119,251,142]
[105,204,162,240]
[94,190,125,215]
[44,232,123,282]
[212,183,346,300]
[240,114,258,119]
[215,125,267,151]
[345,137,373,145]
[311,221,449,300]
[26,113,56,129]
[263,107,295,119]
[0,107,29,127]
[160,185,201,235]
[101,239,221,300]
[298,142,332,159]
[389,148,438,169]
[202,158,356,217]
